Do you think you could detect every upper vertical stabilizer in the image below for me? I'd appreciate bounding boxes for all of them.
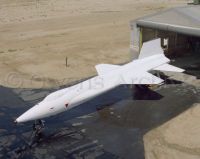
[139,38,164,59]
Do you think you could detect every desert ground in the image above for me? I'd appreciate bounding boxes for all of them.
[2,1,200,159]
[0,0,188,88]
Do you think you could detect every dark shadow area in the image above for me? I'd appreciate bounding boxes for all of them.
[169,54,200,79]
[133,85,163,100]
[0,81,199,159]
[184,62,200,79]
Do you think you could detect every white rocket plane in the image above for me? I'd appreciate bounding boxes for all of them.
[15,39,184,123]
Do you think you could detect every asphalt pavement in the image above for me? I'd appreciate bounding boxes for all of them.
[0,80,200,159]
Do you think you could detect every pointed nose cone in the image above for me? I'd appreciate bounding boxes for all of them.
[16,107,38,123]
[16,109,36,123]
[16,103,49,123]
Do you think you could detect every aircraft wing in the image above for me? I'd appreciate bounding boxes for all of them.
[120,71,164,85]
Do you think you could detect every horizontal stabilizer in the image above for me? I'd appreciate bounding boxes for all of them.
[95,64,120,76]
[153,64,185,72]
[120,72,164,85]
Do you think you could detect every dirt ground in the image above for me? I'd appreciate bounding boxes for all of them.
[144,103,200,159]
[0,0,188,88]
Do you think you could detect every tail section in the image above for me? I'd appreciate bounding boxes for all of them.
[139,38,164,59]
[139,38,185,73]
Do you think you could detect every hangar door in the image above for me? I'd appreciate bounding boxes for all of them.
[141,27,200,58]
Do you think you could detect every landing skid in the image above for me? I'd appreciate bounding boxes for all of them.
[32,119,45,136]
[28,120,45,147]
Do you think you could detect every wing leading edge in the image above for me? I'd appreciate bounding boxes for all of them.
[95,64,120,76]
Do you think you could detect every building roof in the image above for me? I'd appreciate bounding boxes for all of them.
[131,5,200,37]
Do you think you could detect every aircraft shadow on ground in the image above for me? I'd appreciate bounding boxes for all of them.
[170,54,200,79]
[155,73,183,85]
[0,79,199,159]
[184,62,200,79]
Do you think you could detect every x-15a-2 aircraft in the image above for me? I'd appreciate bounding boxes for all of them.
[15,39,184,124]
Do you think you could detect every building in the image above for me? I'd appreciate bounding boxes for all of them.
[130,5,200,59]
[194,0,200,5]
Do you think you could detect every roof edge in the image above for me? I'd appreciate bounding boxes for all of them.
[136,20,200,37]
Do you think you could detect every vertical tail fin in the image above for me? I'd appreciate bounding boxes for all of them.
[139,38,164,59]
